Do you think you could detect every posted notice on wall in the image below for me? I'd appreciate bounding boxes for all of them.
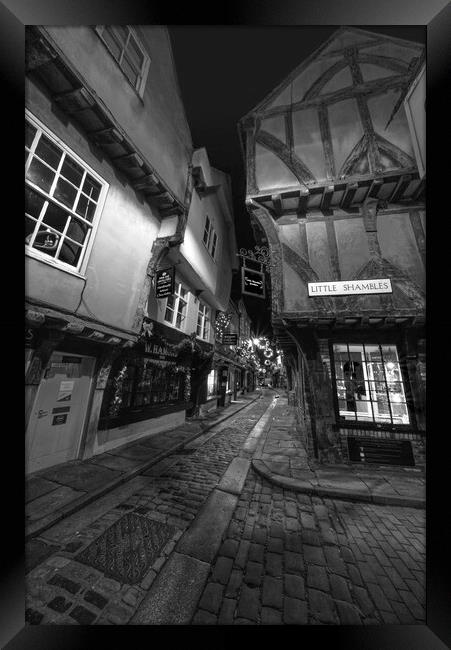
[308,279,392,297]
[57,380,75,402]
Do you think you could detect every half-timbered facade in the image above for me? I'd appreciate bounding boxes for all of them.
[238,27,426,466]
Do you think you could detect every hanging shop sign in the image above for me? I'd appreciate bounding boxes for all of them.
[308,279,392,297]
[222,333,238,345]
[155,267,175,299]
[242,267,265,298]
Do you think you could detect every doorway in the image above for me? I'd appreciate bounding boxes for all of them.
[26,352,95,474]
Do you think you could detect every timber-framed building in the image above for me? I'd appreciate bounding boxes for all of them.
[238,27,426,466]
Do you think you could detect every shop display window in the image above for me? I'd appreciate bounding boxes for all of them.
[103,357,185,419]
[333,343,410,425]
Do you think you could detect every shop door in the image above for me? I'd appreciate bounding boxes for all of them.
[217,367,228,407]
[26,352,95,474]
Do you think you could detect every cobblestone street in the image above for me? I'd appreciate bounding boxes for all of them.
[25,392,425,626]
[192,475,425,625]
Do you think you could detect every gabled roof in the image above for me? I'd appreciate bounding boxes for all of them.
[241,26,424,121]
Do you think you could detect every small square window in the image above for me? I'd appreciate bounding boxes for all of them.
[95,26,151,97]
[202,215,218,260]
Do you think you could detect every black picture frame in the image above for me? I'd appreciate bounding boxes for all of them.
[5,1,449,648]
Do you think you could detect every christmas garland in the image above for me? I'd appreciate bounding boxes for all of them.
[108,363,128,417]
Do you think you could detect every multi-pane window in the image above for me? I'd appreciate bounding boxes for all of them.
[107,359,184,412]
[196,302,210,340]
[164,282,188,330]
[333,343,410,425]
[95,26,150,96]
[25,114,105,271]
[202,215,218,259]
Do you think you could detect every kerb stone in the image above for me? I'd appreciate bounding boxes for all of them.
[131,552,210,624]
[217,458,250,495]
[176,489,238,563]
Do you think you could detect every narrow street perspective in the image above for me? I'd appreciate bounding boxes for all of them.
[21,20,428,641]
[25,389,425,625]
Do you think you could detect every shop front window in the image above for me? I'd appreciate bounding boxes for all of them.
[102,358,185,418]
[333,343,410,425]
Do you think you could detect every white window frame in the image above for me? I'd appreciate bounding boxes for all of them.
[25,110,108,276]
[207,368,217,397]
[202,215,218,260]
[164,282,188,331]
[95,26,151,97]
[196,302,210,341]
[333,343,410,426]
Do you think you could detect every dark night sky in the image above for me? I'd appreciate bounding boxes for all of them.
[168,26,425,333]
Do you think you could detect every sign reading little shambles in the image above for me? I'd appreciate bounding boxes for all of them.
[308,279,392,297]
[155,267,175,299]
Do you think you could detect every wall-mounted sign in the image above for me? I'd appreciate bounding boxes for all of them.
[242,267,265,298]
[144,340,177,361]
[223,333,238,345]
[155,267,175,299]
[308,279,392,297]
[57,380,75,402]
[52,414,68,426]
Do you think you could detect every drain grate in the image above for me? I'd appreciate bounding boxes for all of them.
[76,513,176,585]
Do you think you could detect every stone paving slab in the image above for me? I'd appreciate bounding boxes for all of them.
[26,486,86,523]
[38,462,122,492]
[86,454,145,473]
[25,393,262,539]
[253,397,426,508]
[26,476,60,503]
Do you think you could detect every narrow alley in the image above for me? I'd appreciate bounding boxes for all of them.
[25,390,425,626]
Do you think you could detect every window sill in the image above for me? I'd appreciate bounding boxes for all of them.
[25,248,86,280]
[336,420,415,433]
[201,240,217,263]
[98,401,190,429]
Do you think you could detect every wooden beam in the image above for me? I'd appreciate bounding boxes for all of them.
[271,193,283,218]
[114,152,144,170]
[53,86,95,112]
[132,173,160,193]
[26,33,58,71]
[356,53,409,74]
[390,174,412,203]
[91,126,124,145]
[367,179,383,199]
[341,183,359,209]
[263,75,406,119]
[412,178,426,202]
[297,190,310,216]
[318,104,336,179]
[256,130,316,184]
[321,185,334,213]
